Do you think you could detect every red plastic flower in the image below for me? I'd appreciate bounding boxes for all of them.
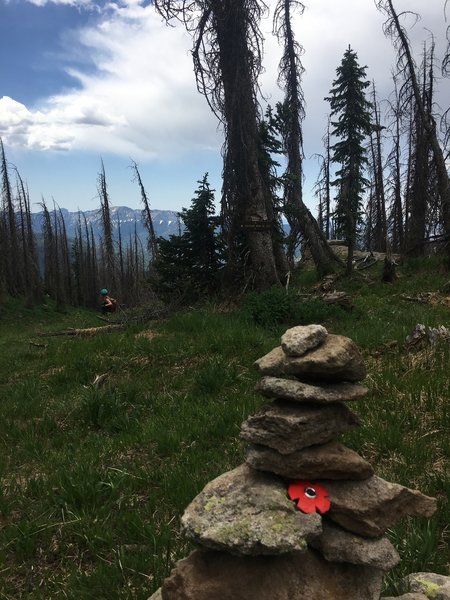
[287,480,331,514]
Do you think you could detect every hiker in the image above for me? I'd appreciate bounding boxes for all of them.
[99,288,117,315]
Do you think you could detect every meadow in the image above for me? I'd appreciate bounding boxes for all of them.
[0,258,449,599]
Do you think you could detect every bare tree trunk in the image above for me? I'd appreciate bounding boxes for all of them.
[1,139,22,296]
[98,161,117,292]
[216,0,280,289]
[273,0,339,272]
[371,83,387,252]
[380,0,450,261]
[131,160,158,262]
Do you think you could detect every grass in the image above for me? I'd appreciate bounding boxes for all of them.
[1,258,449,598]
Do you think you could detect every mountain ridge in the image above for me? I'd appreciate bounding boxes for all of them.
[30,206,183,241]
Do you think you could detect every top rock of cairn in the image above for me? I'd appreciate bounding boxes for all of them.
[254,325,367,382]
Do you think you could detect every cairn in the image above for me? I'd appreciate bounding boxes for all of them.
[150,325,436,600]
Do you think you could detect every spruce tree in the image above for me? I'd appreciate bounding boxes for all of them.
[153,174,223,301]
[326,46,373,274]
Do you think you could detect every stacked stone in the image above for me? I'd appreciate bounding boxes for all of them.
[150,326,437,600]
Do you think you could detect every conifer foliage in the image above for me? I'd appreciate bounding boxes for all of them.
[327,47,373,274]
[153,174,223,301]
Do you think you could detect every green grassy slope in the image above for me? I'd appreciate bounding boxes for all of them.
[1,259,449,598]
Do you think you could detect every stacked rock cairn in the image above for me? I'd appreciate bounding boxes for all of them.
[150,325,437,600]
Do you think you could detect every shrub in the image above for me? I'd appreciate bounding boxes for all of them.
[242,287,347,328]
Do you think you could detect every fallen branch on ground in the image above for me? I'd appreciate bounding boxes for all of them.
[40,324,125,337]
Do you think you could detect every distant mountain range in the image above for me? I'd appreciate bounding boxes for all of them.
[30,206,183,242]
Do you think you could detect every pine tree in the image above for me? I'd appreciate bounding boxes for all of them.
[153,174,222,301]
[326,46,373,274]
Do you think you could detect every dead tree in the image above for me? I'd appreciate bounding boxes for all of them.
[377,0,450,262]
[1,139,22,296]
[368,82,387,252]
[97,160,117,293]
[155,0,281,289]
[385,75,405,253]
[130,160,158,262]
[273,0,339,272]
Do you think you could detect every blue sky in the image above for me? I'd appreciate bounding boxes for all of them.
[0,0,448,213]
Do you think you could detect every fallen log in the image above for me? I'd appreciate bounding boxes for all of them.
[40,324,125,337]
[322,291,354,308]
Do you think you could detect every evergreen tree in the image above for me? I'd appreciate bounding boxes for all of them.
[153,174,223,301]
[326,46,373,274]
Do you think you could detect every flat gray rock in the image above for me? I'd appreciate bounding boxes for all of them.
[281,324,328,357]
[383,595,428,600]
[406,573,450,599]
[256,376,369,404]
[309,520,400,571]
[254,335,366,382]
[246,441,374,480]
[240,401,360,454]
[181,464,322,556]
[161,548,384,600]
[324,476,437,538]
[147,590,162,600]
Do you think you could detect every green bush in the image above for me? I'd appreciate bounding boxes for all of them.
[242,287,347,328]
[242,286,296,327]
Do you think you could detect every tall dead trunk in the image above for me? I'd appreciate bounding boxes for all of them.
[98,161,117,292]
[215,0,280,288]
[156,0,281,289]
[1,139,22,295]
[379,0,450,260]
[370,83,387,252]
[131,160,158,262]
[273,0,339,272]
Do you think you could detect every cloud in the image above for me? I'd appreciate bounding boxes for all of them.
[1,1,220,157]
[1,0,448,172]
[25,0,93,6]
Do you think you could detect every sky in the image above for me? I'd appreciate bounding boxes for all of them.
[0,0,449,214]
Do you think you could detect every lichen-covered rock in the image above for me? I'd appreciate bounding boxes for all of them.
[240,401,360,454]
[281,324,328,357]
[181,464,321,556]
[256,376,369,404]
[160,548,384,600]
[405,573,450,599]
[246,441,373,480]
[324,476,437,537]
[309,520,400,571]
[254,335,366,382]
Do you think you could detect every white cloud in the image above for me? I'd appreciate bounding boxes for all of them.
[1,1,219,157]
[26,0,92,6]
[1,0,448,174]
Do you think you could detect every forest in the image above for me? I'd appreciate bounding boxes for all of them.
[1,0,450,307]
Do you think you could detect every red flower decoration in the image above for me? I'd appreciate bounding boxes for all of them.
[287,481,331,514]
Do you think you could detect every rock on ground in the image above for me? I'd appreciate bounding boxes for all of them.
[405,573,450,599]
[256,376,369,404]
[181,464,322,556]
[160,548,384,600]
[240,401,360,454]
[254,335,366,382]
[383,595,428,600]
